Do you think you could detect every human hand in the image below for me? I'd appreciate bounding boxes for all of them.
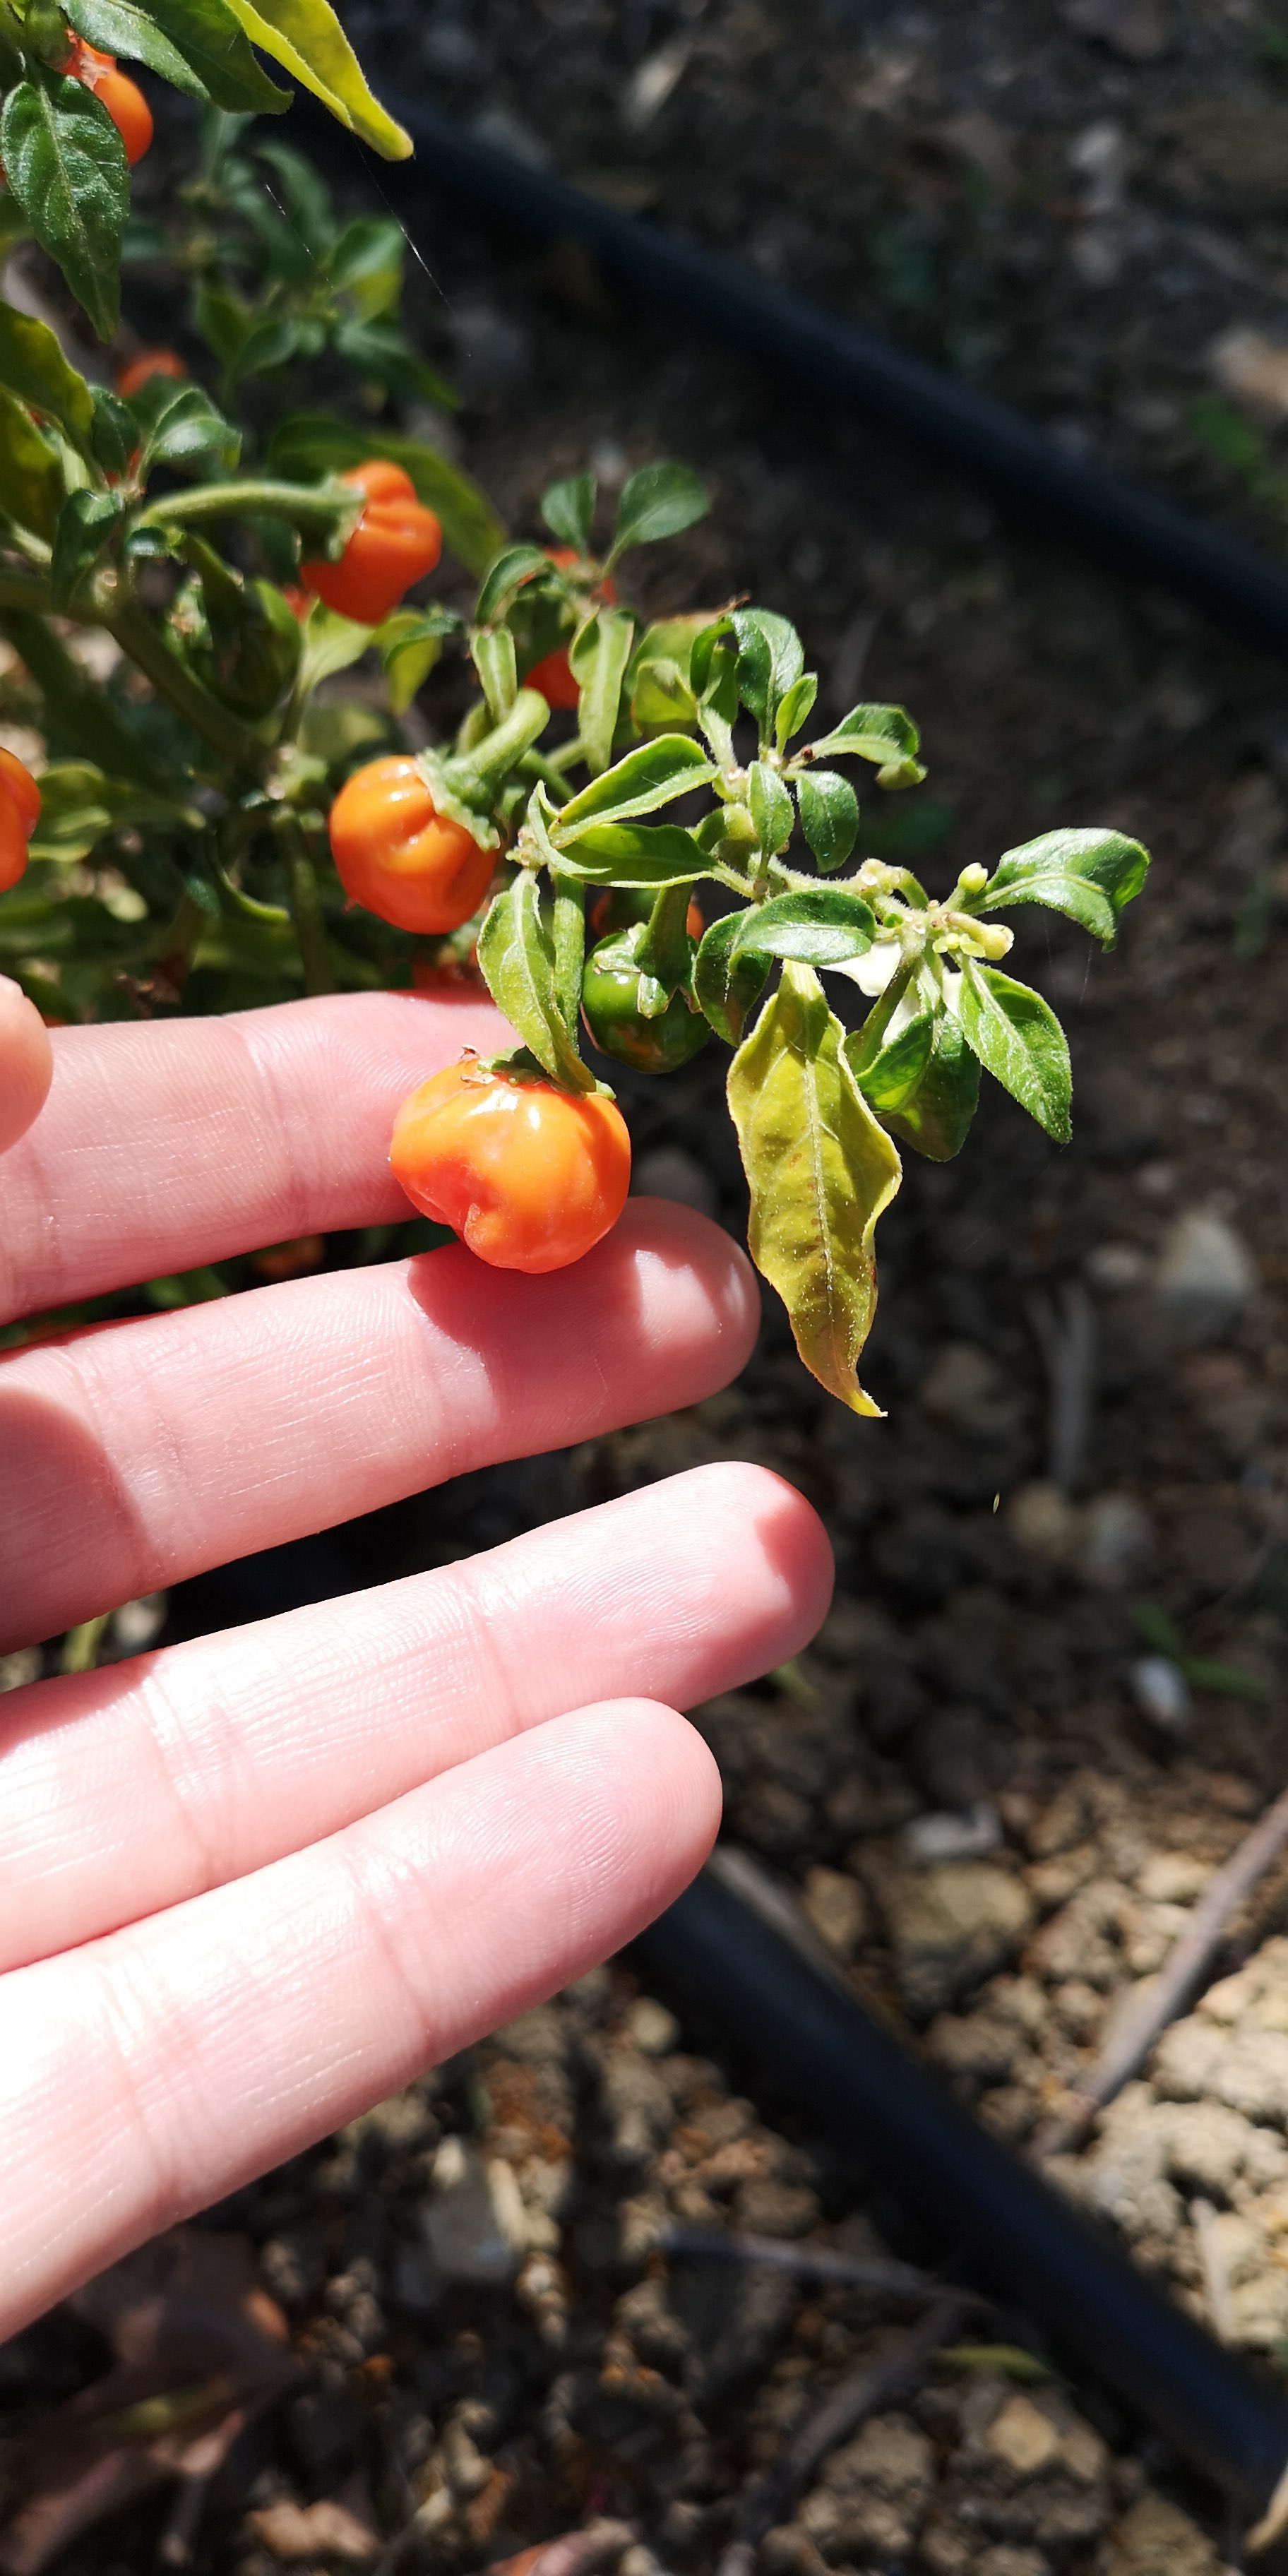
[0,992,830,2339]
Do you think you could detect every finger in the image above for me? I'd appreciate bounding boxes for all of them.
[0,989,503,1325]
[0,976,52,1157]
[0,1201,760,1648]
[0,1698,720,2337]
[0,1462,830,1967]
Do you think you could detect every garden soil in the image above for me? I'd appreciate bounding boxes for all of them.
[11,4,1288,2570]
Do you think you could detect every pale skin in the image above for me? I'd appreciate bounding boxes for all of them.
[0,975,832,2342]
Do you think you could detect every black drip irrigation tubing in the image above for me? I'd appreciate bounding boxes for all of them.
[631,1861,1288,2524]
[342,94,1288,663]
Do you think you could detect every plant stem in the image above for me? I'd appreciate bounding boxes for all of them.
[105,596,268,775]
[636,880,694,986]
[0,561,52,615]
[61,1614,109,1675]
[847,950,919,1076]
[278,816,335,996]
[133,480,354,541]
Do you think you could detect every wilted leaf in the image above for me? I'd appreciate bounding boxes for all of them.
[728,961,902,1412]
[569,606,635,777]
[957,958,1072,1143]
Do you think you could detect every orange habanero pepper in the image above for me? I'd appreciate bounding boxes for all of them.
[300,460,441,628]
[390,1058,631,1275]
[0,748,41,893]
[328,756,495,935]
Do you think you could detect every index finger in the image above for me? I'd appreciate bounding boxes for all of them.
[0,990,503,1325]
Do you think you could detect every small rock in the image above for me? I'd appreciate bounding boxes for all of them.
[420,2142,520,2283]
[801,1864,869,1957]
[734,2177,821,2238]
[1129,1656,1191,1732]
[0,1648,41,1692]
[975,2553,1051,2576]
[802,2414,935,2560]
[1163,2100,1254,2198]
[251,2498,380,2563]
[905,1801,1003,1863]
[110,1591,167,1652]
[632,1144,719,1222]
[1136,1852,1212,1904]
[1104,2493,1222,2576]
[922,1342,1023,1438]
[625,1996,680,2056]
[1008,1481,1079,1565]
[1063,0,1171,61]
[882,1863,1033,2015]
[1151,2016,1229,2100]
[1210,325,1288,421]
[983,2395,1061,2476]
[1211,2027,1288,2125]
[1077,1493,1155,1589]
[1085,1242,1149,1292]
[1155,1210,1256,1344]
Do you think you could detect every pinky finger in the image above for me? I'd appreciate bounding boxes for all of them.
[0,979,52,1156]
[0,1700,720,2338]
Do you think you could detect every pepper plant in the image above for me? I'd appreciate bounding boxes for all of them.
[0,3,1150,1408]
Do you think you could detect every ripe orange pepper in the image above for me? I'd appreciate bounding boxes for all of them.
[524,547,618,708]
[328,755,495,934]
[114,348,186,399]
[300,460,441,627]
[0,748,40,893]
[71,43,153,163]
[390,1056,631,1274]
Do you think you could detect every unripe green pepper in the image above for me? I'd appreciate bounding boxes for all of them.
[580,926,710,1075]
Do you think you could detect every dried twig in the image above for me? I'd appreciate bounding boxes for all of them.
[1037,1777,1288,2157]
[1191,2198,1236,2347]
[715,2292,978,2576]
[657,2226,935,2301]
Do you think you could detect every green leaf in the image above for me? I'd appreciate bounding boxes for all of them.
[472,622,517,724]
[775,670,818,749]
[979,827,1151,948]
[477,870,595,1093]
[0,388,60,539]
[727,961,902,1415]
[748,760,794,857]
[51,488,122,610]
[375,604,459,714]
[693,910,773,1045]
[255,138,333,251]
[266,417,503,573]
[541,472,596,555]
[332,318,455,410]
[472,542,554,628]
[571,606,636,776]
[222,0,412,155]
[958,958,1072,1143]
[805,703,925,788]
[1,76,128,341]
[129,0,290,107]
[29,758,198,861]
[90,387,136,478]
[557,735,715,834]
[328,215,402,318]
[797,768,858,873]
[856,1007,979,1162]
[0,299,94,452]
[551,820,708,886]
[731,608,804,739]
[609,460,708,558]
[726,888,875,969]
[129,377,241,475]
[295,598,372,691]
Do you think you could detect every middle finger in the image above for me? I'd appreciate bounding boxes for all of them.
[1,1199,758,1650]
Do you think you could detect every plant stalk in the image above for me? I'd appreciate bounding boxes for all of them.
[278,816,335,996]
[133,480,356,541]
[105,597,268,775]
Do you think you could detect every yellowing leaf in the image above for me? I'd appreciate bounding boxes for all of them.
[727,962,901,1414]
[223,0,412,156]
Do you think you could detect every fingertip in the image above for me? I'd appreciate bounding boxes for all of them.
[577,1695,723,1912]
[681,1459,835,1666]
[0,978,52,1157]
[616,1193,761,1384]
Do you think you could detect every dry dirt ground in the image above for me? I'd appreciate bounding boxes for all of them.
[12,4,1288,2570]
